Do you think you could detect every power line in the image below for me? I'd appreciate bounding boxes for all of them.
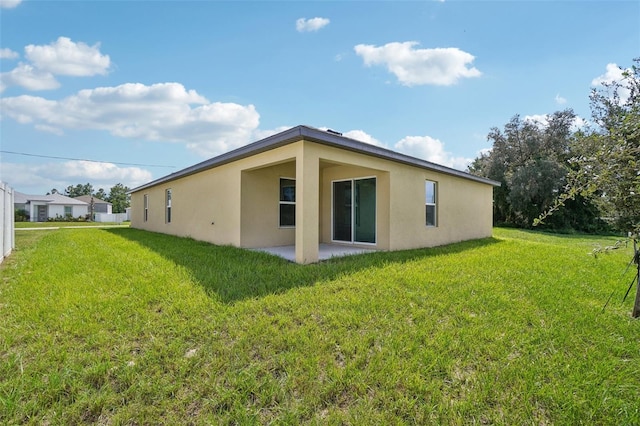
[0,150,176,168]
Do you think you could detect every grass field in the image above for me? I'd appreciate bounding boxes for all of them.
[14,221,129,229]
[1,228,639,424]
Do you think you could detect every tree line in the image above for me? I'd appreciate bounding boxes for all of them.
[470,58,639,234]
[48,183,131,214]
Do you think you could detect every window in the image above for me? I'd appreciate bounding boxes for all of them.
[144,194,149,222]
[279,178,295,227]
[425,180,437,227]
[166,189,172,223]
[64,206,72,217]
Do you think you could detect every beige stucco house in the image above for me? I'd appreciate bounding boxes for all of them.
[130,125,499,264]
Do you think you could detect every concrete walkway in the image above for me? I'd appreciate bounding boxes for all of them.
[252,243,376,262]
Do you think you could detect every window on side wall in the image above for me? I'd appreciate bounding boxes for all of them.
[144,194,149,222]
[64,206,72,217]
[279,178,295,227]
[425,180,437,227]
[166,189,172,223]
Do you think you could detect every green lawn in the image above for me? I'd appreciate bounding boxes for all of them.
[14,221,129,228]
[1,228,638,424]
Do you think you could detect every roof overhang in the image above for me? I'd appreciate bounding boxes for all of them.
[129,125,500,193]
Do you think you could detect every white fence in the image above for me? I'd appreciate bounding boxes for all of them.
[0,182,15,264]
[94,212,129,223]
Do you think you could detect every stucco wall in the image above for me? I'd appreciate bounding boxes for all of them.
[130,142,303,246]
[312,142,492,251]
[131,162,243,246]
[388,169,493,250]
[241,162,296,247]
[130,138,494,256]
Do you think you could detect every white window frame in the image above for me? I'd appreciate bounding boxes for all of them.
[425,180,437,227]
[279,177,295,228]
[165,189,172,224]
[143,194,149,222]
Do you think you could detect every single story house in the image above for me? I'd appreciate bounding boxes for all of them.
[14,192,89,222]
[74,195,113,214]
[129,125,500,264]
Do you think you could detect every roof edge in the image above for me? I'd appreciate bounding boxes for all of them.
[129,125,500,193]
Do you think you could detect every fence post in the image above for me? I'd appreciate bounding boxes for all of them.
[0,182,14,264]
[632,239,640,318]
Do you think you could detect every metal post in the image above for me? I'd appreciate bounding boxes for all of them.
[632,239,640,318]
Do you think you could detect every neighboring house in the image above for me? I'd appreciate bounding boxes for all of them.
[14,192,89,222]
[74,195,113,214]
[129,125,500,264]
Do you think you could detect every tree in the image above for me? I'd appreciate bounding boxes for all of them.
[46,188,59,195]
[537,58,640,232]
[469,109,601,229]
[108,183,130,213]
[94,188,108,201]
[64,183,93,198]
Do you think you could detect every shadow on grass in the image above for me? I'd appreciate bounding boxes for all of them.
[107,228,502,304]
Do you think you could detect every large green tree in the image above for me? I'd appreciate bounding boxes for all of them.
[64,183,93,198]
[469,109,601,230]
[108,183,130,213]
[94,188,108,201]
[537,59,640,232]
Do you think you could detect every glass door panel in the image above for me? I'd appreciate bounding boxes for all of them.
[333,178,376,243]
[333,180,352,242]
[355,178,376,243]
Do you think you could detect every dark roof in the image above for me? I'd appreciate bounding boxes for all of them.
[74,195,111,205]
[14,191,88,205]
[130,125,500,193]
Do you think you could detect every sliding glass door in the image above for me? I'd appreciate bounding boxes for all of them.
[332,177,376,244]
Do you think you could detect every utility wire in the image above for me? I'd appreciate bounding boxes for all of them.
[0,150,176,169]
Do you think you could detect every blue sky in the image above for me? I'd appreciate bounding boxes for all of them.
[1,0,638,195]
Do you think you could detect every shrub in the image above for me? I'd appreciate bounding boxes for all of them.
[14,208,30,222]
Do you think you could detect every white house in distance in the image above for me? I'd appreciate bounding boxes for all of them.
[14,192,89,222]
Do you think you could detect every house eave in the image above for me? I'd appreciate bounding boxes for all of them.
[129,125,500,194]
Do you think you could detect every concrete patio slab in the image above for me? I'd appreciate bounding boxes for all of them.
[252,243,376,262]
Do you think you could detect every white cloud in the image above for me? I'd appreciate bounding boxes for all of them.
[524,113,589,132]
[2,161,153,194]
[555,93,567,105]
[0,37,111,92]
[0,0,22,8]
[35,124,65,135]
[394,135,472,170]
[296,17,330,32]
[0,82,261,157]
[324,127,470,170]
[591,62,632,104]
[591,63,625,87]
[0,48,19,59]
[25,37,110,76]
[251,126,292,141]
[0,63,60,92]
[354,41,481,86]
[343,129,383,146]
[524,114,549,127]
[571,116,589,131]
